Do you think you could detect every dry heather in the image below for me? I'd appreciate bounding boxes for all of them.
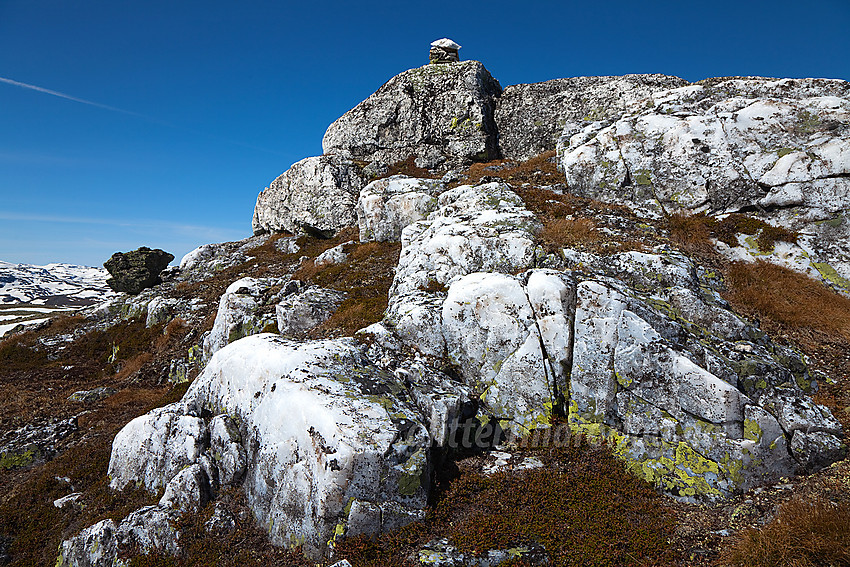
[336,436,681,567]
[724,496,850,567]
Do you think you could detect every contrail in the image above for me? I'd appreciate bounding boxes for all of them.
[0,75,145,117]
[0,75,285,155]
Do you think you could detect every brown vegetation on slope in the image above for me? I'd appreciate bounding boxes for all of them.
[336,437,682,567]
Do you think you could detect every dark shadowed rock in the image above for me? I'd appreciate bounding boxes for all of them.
[103,247,174,295]
[322,60,502,169]
[495,74,689,160]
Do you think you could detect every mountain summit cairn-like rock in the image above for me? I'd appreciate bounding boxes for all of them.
[429,38,461,64]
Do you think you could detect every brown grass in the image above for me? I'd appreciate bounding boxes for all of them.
[455,151,564,189]
[0,382,193,567]
[724,496,850,567]
[667,212,717,257]
[667,213,799,259]
[723,260,850,343]
[539,217,601,252]
[376,156,438,180]
[301,240,402,337]
[336,438,681,567]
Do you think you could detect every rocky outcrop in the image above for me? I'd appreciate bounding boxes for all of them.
[60,65,850,566]
[252,155,366,237]
[103,247,174,295]
[101,335,432,560]
[322,61,502,170]
[496,74,689,161]
[202,276,283,361]
[356,176,443,242]
[179,235,273,279]
[558,77,850,289]
[378,180,843,497]
[56,506,181,567]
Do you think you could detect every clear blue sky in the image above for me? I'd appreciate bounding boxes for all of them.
[1,0,848,267]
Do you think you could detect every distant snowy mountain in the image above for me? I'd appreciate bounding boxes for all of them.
[0,260,117,337]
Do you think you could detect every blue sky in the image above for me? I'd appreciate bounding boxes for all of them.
[1,0,848,267]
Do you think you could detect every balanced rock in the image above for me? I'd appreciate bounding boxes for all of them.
[103,247,174,295]
[429,38,461,64]
[322,60,502,170]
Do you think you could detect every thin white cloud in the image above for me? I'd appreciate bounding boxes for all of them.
[0,75,145,117]
[0,211,246,239]
[0,75,285,156]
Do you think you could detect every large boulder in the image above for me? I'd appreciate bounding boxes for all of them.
[496,74,689,161]
[322,61,502,169]
[252,155,366,237]
[103,247,174,295]
[103,335,432,560]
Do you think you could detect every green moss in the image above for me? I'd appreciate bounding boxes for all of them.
[815,216,844,228]
[797,110,822,133]
[398,449,427,497]
[776,147,797,158]
[260,322,279,334]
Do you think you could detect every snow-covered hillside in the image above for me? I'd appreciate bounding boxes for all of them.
[0,260,117,336]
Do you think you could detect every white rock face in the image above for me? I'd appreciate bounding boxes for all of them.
[109,404,208,493]
[105,335,431,559]
[356,176,443,242]
[252,155,365,237]
[391,182,540,296]
[203,277,281,360]
[560,78,850,216]
[384,181,540,360]
[442,270,575,433]
[275,286,346,336]
[558,77,850,289]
